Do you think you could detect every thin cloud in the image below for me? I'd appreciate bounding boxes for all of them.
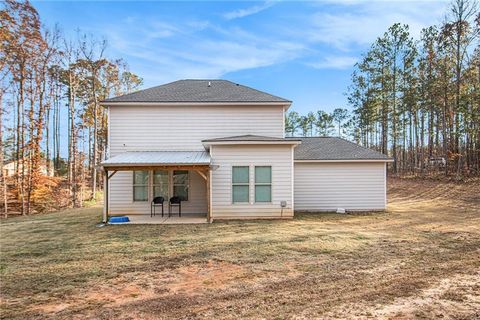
[102,1,448,87]
[105,19,305,86]
[305,1,447,50]
[223,1,275,20]
[307,56,358,69]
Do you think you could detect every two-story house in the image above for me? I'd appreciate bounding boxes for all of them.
[100,80,392,223]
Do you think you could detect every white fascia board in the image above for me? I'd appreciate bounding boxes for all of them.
[101,101,292,108]
[294,159,394,163]
[202,140,301,147]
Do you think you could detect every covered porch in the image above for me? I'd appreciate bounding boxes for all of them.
[101,151,212,224]
[122,212,207,224]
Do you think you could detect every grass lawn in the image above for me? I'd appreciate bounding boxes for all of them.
[1,178,479,319]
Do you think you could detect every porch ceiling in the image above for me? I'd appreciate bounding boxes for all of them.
[101,151,210,170]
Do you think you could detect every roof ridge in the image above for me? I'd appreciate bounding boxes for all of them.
[218,134,280,137]
[287,136,334,138]
[226,80,291,103]
[101,79,291,104]
[181,79,225,81]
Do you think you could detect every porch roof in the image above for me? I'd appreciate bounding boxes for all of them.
[101,151,211,168]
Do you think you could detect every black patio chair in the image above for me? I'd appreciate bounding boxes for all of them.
[151,196,165,217]
[169,196,181,217]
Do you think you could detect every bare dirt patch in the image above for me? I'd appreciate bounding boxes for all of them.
[167,260,247,294]
[320,272,480,319]
[29,260,247,316]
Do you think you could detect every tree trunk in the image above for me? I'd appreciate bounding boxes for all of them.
[91,72,98,201]
[0,91,7,217]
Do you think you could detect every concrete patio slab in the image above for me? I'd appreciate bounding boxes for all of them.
[110,213,208,225]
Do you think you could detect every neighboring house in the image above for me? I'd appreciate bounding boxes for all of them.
[3,160,54,177]
[100,80,392,223]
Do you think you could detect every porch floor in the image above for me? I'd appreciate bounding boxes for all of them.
[115,212,208,224]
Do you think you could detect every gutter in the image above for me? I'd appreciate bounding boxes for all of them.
[202,140,301,147]
[294,159,394,163]
[100,101,292,108]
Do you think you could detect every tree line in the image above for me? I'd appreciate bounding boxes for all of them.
[285,108,352,137]
[286,0,479,177]
[0,0,142,215]
[1,0,478,216]
[348,0,479,176]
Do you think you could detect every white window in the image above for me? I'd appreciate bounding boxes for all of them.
[133,170,149,201]
[255,166,271,202]
[232,166,249,203]
[173,170,189,201]
[152,170,169,200]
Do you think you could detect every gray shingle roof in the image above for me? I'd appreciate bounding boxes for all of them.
[102,80,291,104]
[288,137,391,160]
[101,151,210,167]
[203,135,301,142]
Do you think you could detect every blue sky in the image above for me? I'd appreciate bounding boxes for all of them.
[34,0,448,115]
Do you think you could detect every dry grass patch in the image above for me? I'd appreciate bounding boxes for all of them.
[1,177,479,319]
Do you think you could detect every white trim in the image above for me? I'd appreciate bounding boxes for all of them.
[209,169,213,219]
[209,146,215,218]
[291,145,294,213]
[203,140,301,146]
[294,159,394,163]
[384,162,387,208]
[103,176,107,222]
[210,145,214,158]
[101,101,292,108]
[107,106,110,159]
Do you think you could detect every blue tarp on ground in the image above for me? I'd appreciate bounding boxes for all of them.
[108,216,130,224]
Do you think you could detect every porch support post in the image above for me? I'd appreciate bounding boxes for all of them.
[207,168,212,223]
[103,168,108,223]
[102,169,117,223]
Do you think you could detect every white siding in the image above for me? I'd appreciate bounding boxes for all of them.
[294,162,386,211]
[211,145,294,219]
[109,170,207,215]
[109,105,285,155]
[107,104,284,216]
